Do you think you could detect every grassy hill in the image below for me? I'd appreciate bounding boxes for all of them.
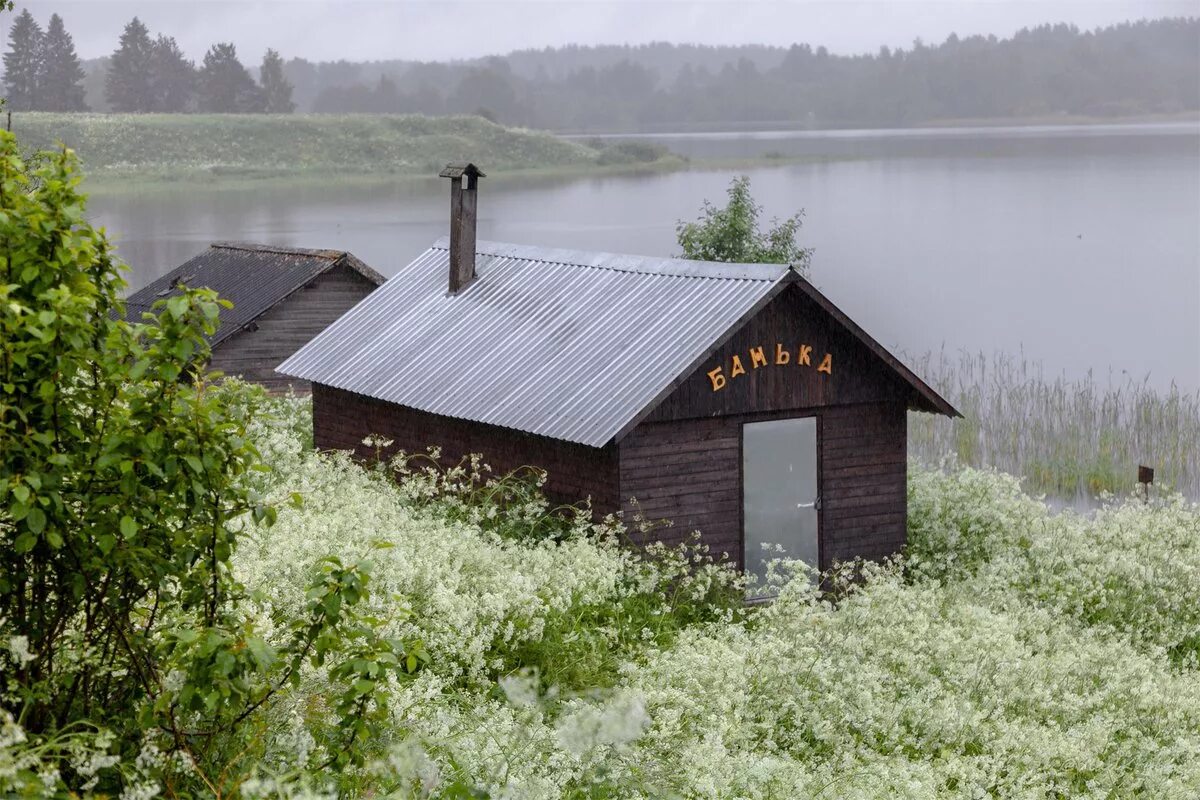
[7,112,678,188]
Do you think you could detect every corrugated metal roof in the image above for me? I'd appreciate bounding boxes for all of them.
[278,238,791,447]
[125,242,385,347]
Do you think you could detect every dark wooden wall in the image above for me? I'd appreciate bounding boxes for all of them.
[644,283,910,423]
[621,284,911,570]
[819,402,908,566]
[210,265,377,392]
[618,415,741,555]
[313,384,621,513]
[620,402,906,571]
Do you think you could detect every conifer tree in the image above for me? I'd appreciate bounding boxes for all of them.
[259,48,295,113]
[197,43,265,112]
[105,17,155,112]
[3,9,43,110]
[149,34,194,111]
[39,13,87,111]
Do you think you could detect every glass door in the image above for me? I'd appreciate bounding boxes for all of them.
[742,417,819,591]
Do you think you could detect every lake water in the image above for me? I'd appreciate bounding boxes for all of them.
[90,122,1200,392]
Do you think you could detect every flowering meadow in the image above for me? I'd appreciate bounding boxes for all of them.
[8,389,1197,798]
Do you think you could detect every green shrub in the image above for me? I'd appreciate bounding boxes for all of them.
[0,134,421,797]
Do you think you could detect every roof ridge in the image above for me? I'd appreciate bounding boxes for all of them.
[430,237,789,282]
[211,241,346,260]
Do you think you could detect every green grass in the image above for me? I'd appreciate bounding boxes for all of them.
[7,112,684,189]
[908,350,1200,500]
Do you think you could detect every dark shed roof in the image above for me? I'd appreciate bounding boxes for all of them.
[277,238,957,447]
[125,242,385,346]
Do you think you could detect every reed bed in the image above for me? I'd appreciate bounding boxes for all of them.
[907,350,1200,500]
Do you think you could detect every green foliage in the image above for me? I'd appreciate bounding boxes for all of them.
[260,48,295,114]
[37,14,87,112]
[149,35,195,113]
[198,43,266,114]
[2,9,42,111]
[0,131,255,734]
[104,17,154,113]
[0,132,424,795]
[676,175,812,271]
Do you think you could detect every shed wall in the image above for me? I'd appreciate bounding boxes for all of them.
[621,283,913,570]
[312,384,621,513]
[619,402,907,572]
[643,284,910,424]
[210,265,377,392]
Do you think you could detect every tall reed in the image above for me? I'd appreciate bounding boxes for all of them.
[907,350,1200,500]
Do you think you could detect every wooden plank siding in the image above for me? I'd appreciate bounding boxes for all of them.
[643,283,910,424]
[817,403,907,567]
[619,282,912,570]
[620,403,906,572]
[619,416,742,559]
[312,384,621,514]
[209,265,378,392]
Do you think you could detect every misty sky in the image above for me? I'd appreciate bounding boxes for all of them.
[14,1,1198,63]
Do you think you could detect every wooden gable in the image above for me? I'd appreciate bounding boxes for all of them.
[644,283,913,423]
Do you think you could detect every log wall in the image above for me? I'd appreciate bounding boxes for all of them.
[210,265,377,392]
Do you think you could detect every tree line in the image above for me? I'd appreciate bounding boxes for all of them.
[300,18,1198,129]
[5,13,1197,127]
[3,12,294,113]
[2,10,85,110]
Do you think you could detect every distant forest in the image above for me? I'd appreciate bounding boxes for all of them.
[7,13,1199,131]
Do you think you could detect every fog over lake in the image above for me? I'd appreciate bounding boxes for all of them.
[91,122,1199,392]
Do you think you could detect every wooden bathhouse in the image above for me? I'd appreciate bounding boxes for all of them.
[126,242,384,392]
[277,163,958,577]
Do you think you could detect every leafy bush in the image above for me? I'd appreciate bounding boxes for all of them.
[676,175,812,271]
[0,133,420,797]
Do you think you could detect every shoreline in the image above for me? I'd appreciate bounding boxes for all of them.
[80,153,866,196]
[556,111,1200,137]
[70,114,1197,196]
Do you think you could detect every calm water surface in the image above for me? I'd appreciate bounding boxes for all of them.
[90,123,1200,392]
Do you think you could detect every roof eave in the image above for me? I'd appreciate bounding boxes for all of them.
[790,276,960,419]
[342,253,386,286]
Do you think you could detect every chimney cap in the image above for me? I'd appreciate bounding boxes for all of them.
[439,161,486,179]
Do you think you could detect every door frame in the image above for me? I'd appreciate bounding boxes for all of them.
[738,410,824,577]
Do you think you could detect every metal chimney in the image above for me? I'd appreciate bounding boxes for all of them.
[439,162,485,294]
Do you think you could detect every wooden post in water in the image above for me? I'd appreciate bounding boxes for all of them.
[1138,464,1154,503]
